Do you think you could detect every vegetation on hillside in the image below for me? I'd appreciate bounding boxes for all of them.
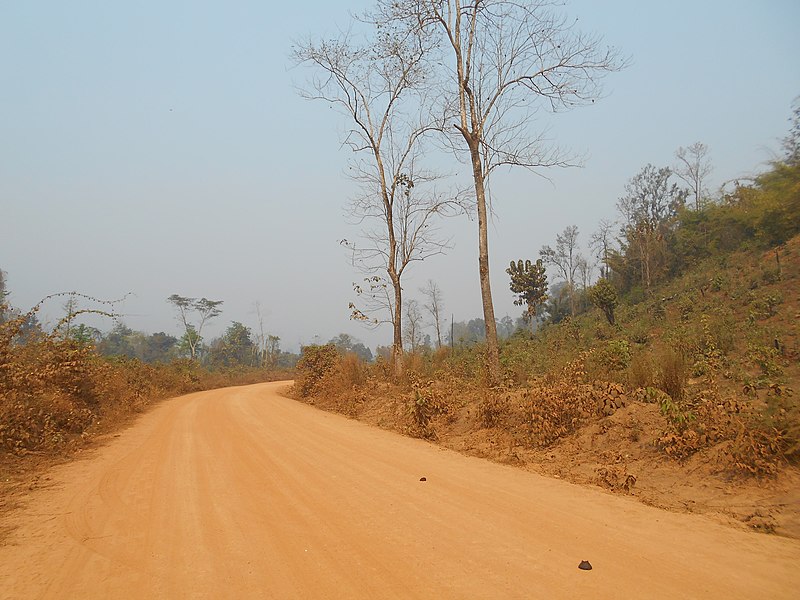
[293,109,800,484]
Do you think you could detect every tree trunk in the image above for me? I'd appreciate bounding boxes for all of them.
[390,270,404,378]
[468,144,501,386]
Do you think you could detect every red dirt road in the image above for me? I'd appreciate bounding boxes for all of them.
[1,382,798,599]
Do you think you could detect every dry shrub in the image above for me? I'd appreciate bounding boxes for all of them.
[403,351,426,377]
[654,383,799,476]
[0,392,94,453]
[337,352,367,388]
[628,352,654,389]
[477,391,510,428]
[1,314,289,456]
[728,427,787,477]
[519,357,628,448]
[406,376,452,439]
[727,390,799,476]
[294,344,339,397]
[657,347,686,401]
[656,388,735,461]
[595,464,637,493]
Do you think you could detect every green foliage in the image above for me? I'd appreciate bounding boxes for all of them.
[167,294,223,360]
[672,163,800,270]
[328,333,374,362]
[209,321,256,367]
[506,259,548,322]
[747,292,783,321]
[747,343,784,379]
[616,164,687,292]
[598,339,631,371]
[658,394,694,431]
[587,278,618,325]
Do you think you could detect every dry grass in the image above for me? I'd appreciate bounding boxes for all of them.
[0,315,290,458]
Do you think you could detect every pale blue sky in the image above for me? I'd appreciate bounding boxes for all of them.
[2,1,798,351]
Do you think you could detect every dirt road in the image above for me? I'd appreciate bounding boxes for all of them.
[1,382,798,599]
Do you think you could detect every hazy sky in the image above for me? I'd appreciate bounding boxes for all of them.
[2,1,799,352]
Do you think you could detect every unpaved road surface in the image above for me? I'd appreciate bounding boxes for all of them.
[1,382,798,599]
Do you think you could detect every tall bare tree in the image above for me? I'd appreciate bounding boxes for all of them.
[295,20,459,378]
[376,0,624,384]
[675,142,712,209]
[403,299,425,352]
[540,225,582,316]
[781,96,799,167]
[420,279,445,348]
[591,219,615,280]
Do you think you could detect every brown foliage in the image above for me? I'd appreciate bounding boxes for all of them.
[406,375,452,439]
[0,316,288,456]
[520,359,628,448]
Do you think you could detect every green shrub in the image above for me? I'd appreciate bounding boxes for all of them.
[599,340,631,371]
[588,279,619,325]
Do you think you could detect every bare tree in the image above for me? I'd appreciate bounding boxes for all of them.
[576,255,594,292]
[782,96,800,166]
[420,279,445,348]
[403,299,425,352]
[252,301,268,367]
[376,0,624,384]
[540,225,582,316]
[674,142,712,209]
[590,219,615,280]
[167,295,223,361]
[0,268,9,324]
[294,21,459,378]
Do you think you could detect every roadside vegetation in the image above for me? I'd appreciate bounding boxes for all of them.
[0,290,295,471]
[292,114,800,534]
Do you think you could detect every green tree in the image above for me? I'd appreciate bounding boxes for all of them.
[265,335,282,367]
[69,323,101,346]
[545,282,571,325]
[617,164,687,292]
[328,333,373,363]
[588,278,619,326]
[97,323,136,358]
[167,295,223,360]
[142,332,178,363]
[177,326,202,360]
[506,259,548,325]
[211,321,255,367]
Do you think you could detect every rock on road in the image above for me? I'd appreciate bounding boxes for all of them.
[1,382,798,599]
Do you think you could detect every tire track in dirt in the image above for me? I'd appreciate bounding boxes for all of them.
[1,381,798,599]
